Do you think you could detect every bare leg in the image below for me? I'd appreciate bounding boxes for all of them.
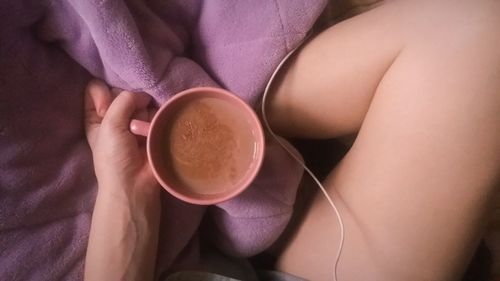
[268,0,403,138]
[271,1,500,280]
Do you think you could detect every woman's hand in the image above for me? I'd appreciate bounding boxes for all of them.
[84,79,157,194]
[84,79,160,281]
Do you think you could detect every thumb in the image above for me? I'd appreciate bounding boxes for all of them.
[102,91,151,131]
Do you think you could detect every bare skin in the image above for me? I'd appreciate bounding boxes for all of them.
[269,0,500,280]
[83,1,500,280]
[84,80,160,281]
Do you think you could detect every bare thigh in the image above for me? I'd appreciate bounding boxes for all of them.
[271,1,500,280]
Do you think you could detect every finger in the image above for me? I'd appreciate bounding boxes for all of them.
[132,107,150,147]
[112,89,151,110]
[84,82,99,125]
[84,86,100,148]
[103,91,151,130]
[87,79,113,117]
[84,79,112,148]
[111,87,151,106]
[133,108,149,147]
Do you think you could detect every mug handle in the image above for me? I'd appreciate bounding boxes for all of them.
[130,119,150,137]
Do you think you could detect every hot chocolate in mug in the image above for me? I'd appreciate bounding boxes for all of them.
[130,87,265,205]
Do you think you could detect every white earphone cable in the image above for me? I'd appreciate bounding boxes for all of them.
[260,37,345,281]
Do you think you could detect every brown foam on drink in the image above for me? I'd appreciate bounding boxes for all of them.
[165,97,255,195]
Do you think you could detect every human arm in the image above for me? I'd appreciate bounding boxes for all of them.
[83,80,161,281]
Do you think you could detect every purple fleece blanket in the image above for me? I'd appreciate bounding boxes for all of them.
[0,0,326,280]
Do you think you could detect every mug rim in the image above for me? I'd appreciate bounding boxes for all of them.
[146,87,265,205]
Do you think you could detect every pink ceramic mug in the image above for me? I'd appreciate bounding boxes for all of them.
[129,87,265,205]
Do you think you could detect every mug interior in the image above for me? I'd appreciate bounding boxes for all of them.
[147,88,264,205]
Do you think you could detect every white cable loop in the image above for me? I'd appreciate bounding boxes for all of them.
[260,37,345,281]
